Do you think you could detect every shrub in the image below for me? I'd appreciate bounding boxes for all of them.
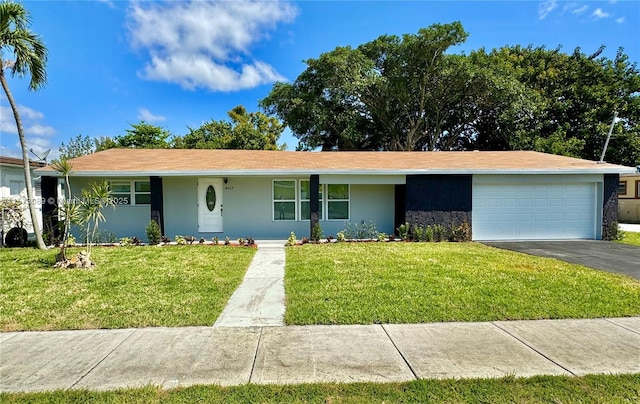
[311,222,323,242]
[397,222,409,241]
[604,221,625,241]
[336,231,346,242]
[432,224,447,242]
[146,220,161,245]
[224,236,230,245]
[212,236,219,245]
[452,221,472,242]
[285,231,297,246]
[119,237,133,246]
[174,235,186,245]
[413,226,425,242]
[377,232,387,242]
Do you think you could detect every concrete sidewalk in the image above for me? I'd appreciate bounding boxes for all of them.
[1,317,639,392]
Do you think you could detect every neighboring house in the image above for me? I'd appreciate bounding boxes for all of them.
[618,174,640,223]
[0,156,45,235]
[36,149,634,241]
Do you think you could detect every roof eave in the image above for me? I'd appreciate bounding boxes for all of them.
[33,167,636,177]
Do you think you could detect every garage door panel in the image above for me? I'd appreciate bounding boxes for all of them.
[473,182,596,240]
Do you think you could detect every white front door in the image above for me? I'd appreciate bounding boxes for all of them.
[198,179,223,233]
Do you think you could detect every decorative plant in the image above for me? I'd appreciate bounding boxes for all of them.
[224,236,230,245]
[119,237,132,246]
[311,222,323,242]
[185,235,196,244]
[246,237,255,246]
[397,222,409,241]
[301,236,309,244]
[132,236,141,246]
[174,235,186,245]
[237,237,245,245]
[79,181,115,253]
[51,158,79,257]
[285,231,296,246]
[377,232,387,242]
[161,235,170,244]
[146,220,161,245]
[452,221,472,242]
[199,237,206,244]
[326,235,334,243]
[212,236,219,245]
[336,231,345,242]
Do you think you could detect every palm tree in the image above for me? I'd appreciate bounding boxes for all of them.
[0,0,48,249]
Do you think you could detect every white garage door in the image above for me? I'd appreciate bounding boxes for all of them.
[473,182,597,240]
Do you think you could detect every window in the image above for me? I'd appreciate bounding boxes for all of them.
[618,182,627,195]
[636,181,640,198]
[273,180,350,221]
[108,181,150,205]
[273,180,296,220]
[327,184,349,220]
[300,180,323,220]
[9,180,23,196]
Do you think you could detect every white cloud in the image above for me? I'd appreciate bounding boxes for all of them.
[127,1,297,92]
[571,5,589,15]
[592,8,611,19]
[0,103,56,159]
[96,0,114,9]
[137,108,166,122]
[538,0,557,19]
[616,17,625,24]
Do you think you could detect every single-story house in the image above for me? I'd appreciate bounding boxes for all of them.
[618,174,640,223]
[35,149,635,241]
[1,156,45,236]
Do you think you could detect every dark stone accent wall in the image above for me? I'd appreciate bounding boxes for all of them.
[41,176,59,239]
[405,175,472,233]
[602,173,619,240]
[309,175,320,238]
[150,176,165,235]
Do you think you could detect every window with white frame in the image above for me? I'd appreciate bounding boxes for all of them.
[273,180,296,220]
[300,180,323,220]
[273,180,349,221]
[618,181,627,195]
[108,180,150,205]
[327,184,349,220]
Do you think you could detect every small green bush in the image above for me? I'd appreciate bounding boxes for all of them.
[285,231,297,246]
[174,235,186,245]
[311,222,323,242]
[397,222,409,241]
[146,220,161,245]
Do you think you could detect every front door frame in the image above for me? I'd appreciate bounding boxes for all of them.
[197,178,223,233]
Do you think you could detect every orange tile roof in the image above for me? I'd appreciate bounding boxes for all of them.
[36,148,634,176]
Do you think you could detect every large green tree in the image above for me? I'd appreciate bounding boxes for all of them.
[173,105,285,150]
[115,121,171,149]
[0,0,48,249]
[57,134,95,159]
[469,45,640,166]
[261,22,472,151]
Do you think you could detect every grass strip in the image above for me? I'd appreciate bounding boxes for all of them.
[285,243,640,325]
[1,374,639,403]
[0,245,255,331]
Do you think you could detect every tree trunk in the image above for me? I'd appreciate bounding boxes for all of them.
[0,70,47,249]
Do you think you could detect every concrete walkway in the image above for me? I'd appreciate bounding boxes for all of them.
[1,318,639,392]
[620,223,640,232]
[214,240,286,327]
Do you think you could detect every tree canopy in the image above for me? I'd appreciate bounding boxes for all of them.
[261,22,640,165]
[172,105,285,150]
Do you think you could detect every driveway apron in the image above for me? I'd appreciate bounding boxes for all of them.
[484,240,640,280]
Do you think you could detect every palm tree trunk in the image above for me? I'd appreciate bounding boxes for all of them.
[0,70,47,249]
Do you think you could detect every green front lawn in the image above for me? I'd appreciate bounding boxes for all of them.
[0,246,255,331]
[285,243,640,325]
[619,231,640,246]
[1,374,639,403]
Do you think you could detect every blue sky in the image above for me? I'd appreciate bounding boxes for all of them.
[1,0,638,160]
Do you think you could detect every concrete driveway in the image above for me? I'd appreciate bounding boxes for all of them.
[484,240,640,280]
